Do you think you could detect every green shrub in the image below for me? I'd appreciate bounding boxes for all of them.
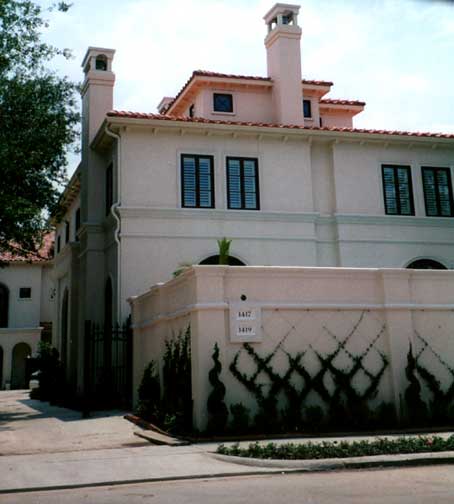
[230,403,250,434]
[404,344,428,425]
[162,326,192,432]
[304,405,324,431]
[31,341,66,402]
[136,361,162,424]
[217,434,454,460]
[206,343,228,434]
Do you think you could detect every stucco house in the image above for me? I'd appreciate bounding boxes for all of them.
[52,3,454,398]
[0,234,54,389]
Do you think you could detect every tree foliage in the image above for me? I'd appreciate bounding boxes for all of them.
[0,1,79,259]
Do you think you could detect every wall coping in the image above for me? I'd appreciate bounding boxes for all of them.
[0,327,43,336]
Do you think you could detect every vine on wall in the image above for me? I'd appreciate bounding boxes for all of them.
[406,333,454,424]
[229,311,390,432]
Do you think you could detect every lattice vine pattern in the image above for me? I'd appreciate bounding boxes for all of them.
[229,310,390,431]
[407,331,454,423]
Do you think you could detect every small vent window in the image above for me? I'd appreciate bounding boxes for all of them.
[19,287,31,299]
[213,93,233,113]
[95,55,107,71]
[303,99,312,118]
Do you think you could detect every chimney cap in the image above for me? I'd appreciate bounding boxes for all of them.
[263,3,300,25]
[81,47,116,72]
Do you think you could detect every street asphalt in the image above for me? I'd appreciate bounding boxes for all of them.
[1,466,453,503]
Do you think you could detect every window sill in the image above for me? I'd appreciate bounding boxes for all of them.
[212,111,236,116]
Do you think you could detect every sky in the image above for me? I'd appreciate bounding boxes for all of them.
[39,0,454,176]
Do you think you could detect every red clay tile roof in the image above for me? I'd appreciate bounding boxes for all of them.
[107,111,454,140]
[166,70,333,113]
[193,70,271,82]
[302,78,334,87]
[320,99,365,107]
[0,232,54,264]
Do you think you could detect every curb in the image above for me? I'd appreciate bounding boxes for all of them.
[0,470,286,495]
[2,451,454,495]
[211,451,454,471]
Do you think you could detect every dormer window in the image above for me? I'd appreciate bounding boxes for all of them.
[189,104,195,118]
[95,55,107,71]
[303,99,312,118]
[213,93,233,113]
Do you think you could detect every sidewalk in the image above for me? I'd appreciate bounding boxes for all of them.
[1,391,454,494]
[1,433,454,494]
[0,443,276,493]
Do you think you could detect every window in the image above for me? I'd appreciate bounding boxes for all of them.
[189,104,195,118]
[226,157,260,210]
[0,283,9,327]
[75,208,81,242]
[95,55,107,71]
[407,259,446,270]
[381,165,414,216]
[19,287,31,299]
[105,163,113,216]
[181,155,214,208]
[57,235,61,253]
[303,99,312,118]
[213,93,233,113]
[65,220,70,244]
[422,167,454,217]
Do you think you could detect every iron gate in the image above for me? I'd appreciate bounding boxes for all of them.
[83,318,133,410]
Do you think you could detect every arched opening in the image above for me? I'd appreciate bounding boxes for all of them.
[11,343,32,389]
[199,255,246,266]
[104,278,113,391]
[0,283,9,328]
[95,54,107,71]
[406,259,447,270]
[60,289,69,371]
[0,346,3,389]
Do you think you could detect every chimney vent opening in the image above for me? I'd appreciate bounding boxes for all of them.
[95,55,108,71]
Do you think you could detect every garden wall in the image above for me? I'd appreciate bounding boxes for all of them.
[129,266,454,431]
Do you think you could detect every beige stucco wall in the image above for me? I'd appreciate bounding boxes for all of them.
[130,266,454,431]
[0,262,53,389]
[114,125,454,321]
[0,264,45,329]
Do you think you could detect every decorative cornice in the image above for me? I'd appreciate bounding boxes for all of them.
[118,207,319,223]
[118,206,454,230]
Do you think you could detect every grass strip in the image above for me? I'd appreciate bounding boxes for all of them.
[217,435,454,460]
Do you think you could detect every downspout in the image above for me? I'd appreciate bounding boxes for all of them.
[104,124,122,324]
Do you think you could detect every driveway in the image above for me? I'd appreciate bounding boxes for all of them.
[0,390,147,455]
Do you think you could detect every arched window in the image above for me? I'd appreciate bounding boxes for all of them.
[0,283,9,328]
[104,277,113,372]
[95,54,107,71]
[11,342,32,389]
[104,277,113,328]
[0,346,3,389]
[61,289,69,371]
[406,259,447,270]
[199,255,246,266]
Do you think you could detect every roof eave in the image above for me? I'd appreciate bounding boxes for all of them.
[99,115,454,147]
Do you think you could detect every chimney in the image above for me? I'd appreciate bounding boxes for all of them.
[263,4,304,125]
[81,47,116,145]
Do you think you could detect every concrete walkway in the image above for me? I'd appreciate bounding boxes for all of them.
[1,390,453,494]
[0,390,145,455]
